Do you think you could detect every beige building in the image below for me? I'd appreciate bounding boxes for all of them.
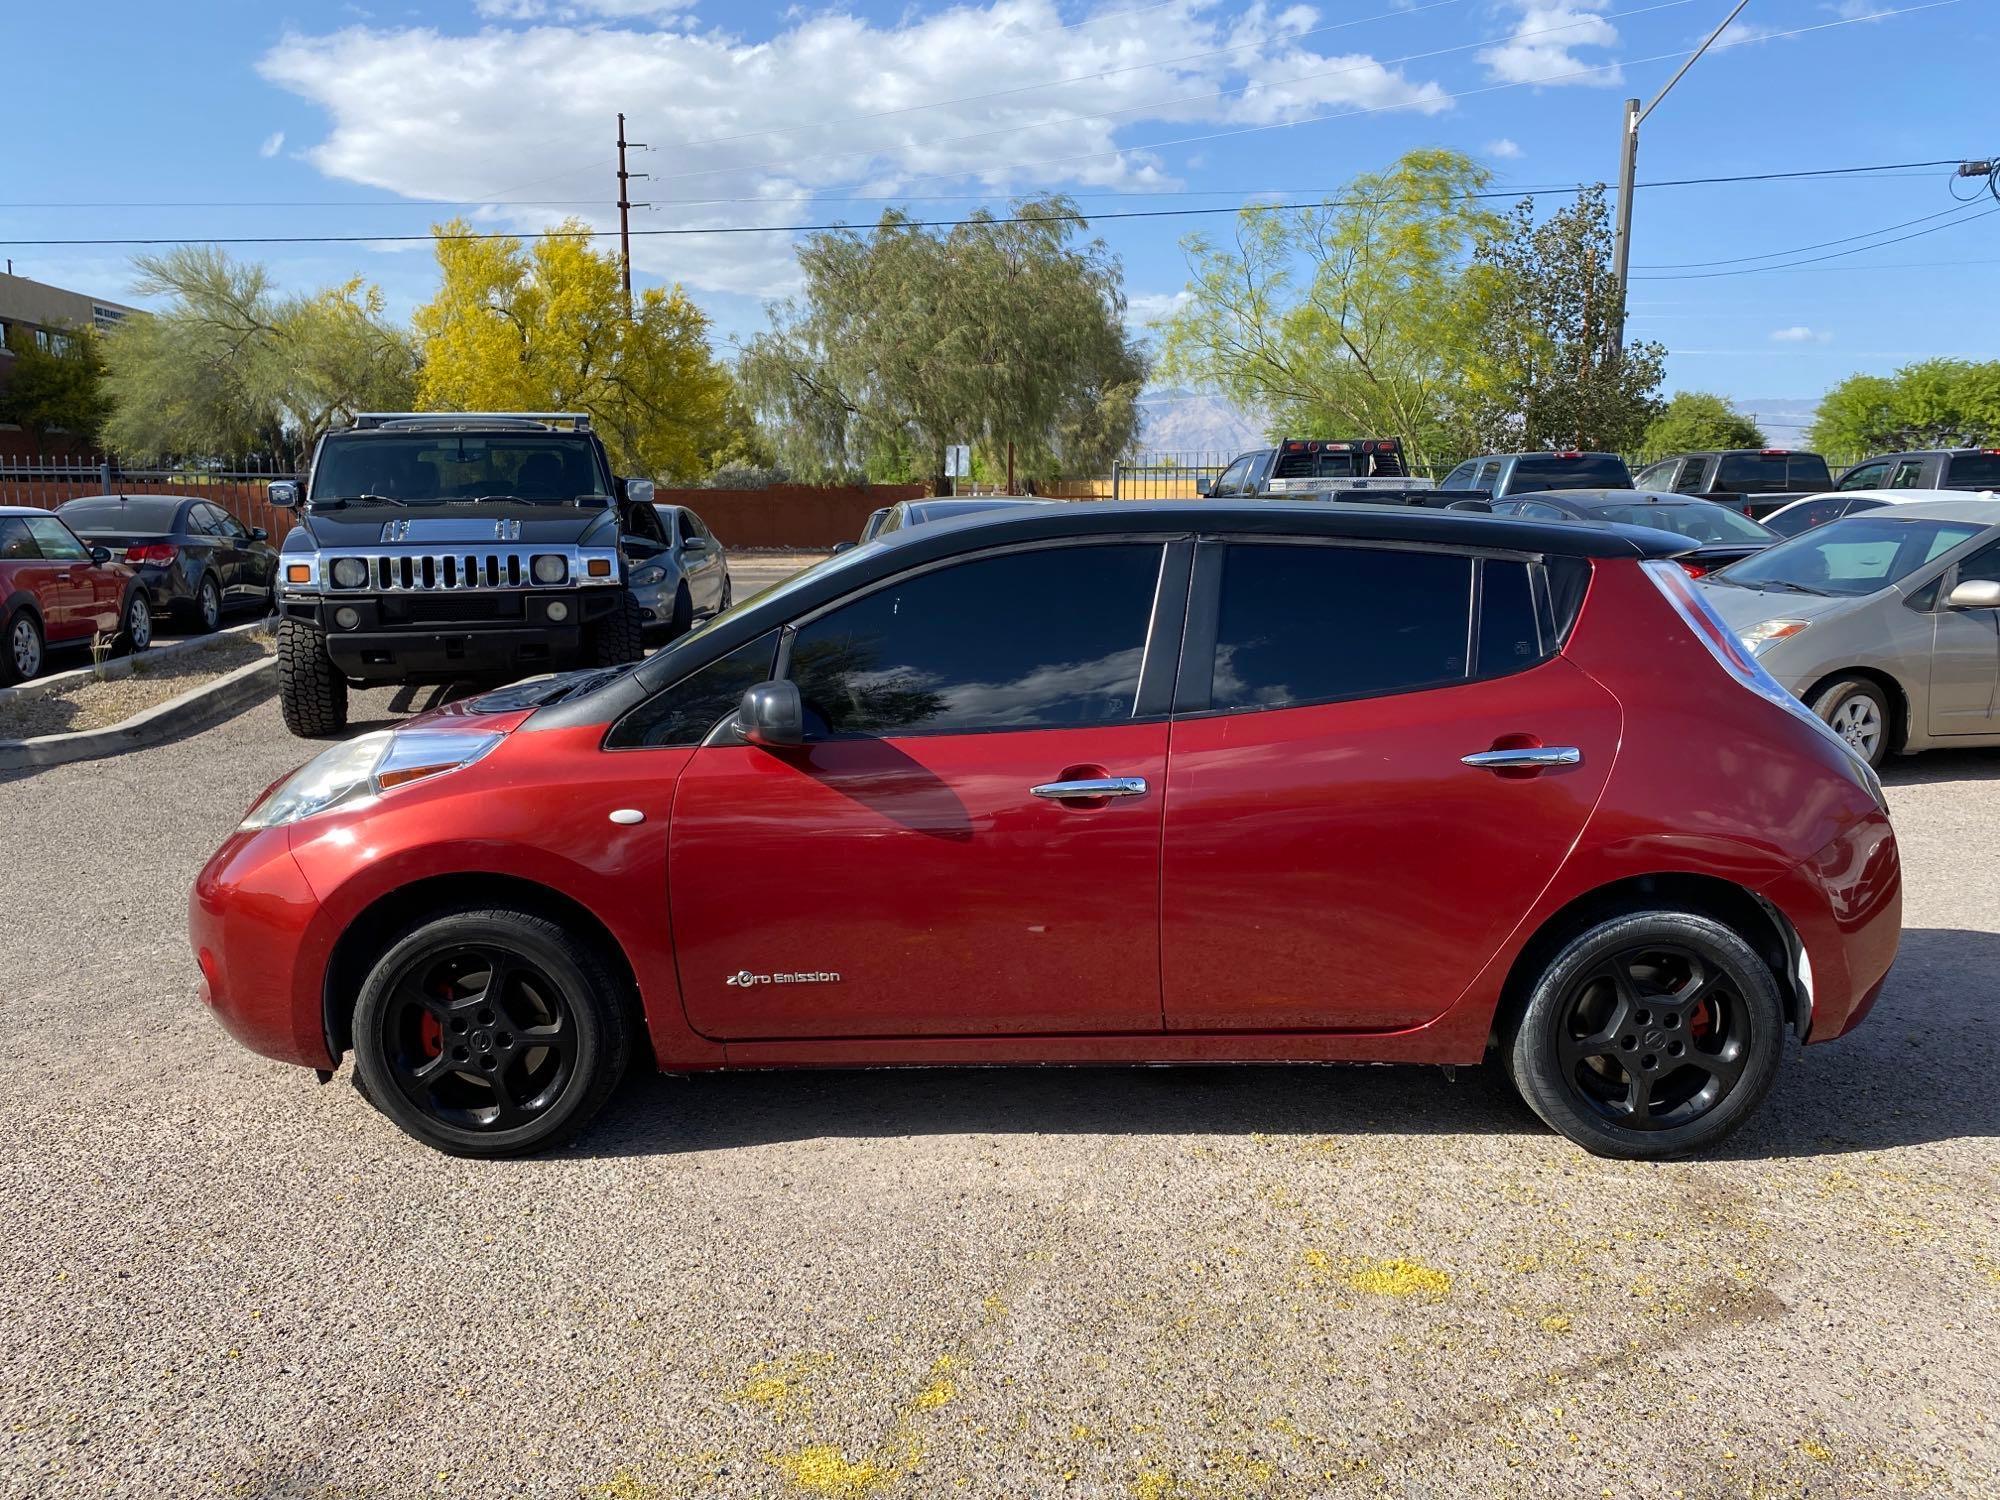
[0,270,138,376]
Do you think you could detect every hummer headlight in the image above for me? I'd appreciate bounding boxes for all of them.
[532,554,567,585]
[330,556,370,589]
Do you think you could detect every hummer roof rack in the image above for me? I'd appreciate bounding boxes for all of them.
[346,412,592,433]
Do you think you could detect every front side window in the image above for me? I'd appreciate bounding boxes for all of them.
[1206,544,1478,712]
[23,516,88,561]
[1212,458,1254,497]
[608,632,780,748]
[1952,540,2000,588]
[1670,457,1714,494]
[1836,461,1890,491]
[788,544,1162,736]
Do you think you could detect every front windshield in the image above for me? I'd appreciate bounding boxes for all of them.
[1595,502,1774,544]
[1719,515,1984,596]
[309,433,610,505]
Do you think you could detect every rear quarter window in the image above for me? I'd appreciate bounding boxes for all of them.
[1944,452,2000,489]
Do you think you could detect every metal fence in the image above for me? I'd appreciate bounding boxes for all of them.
[0,455,304,541]
[1109,451,1232,501]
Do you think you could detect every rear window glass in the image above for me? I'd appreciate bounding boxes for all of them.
[1788,454,1832,487]
[1715,454,1793,493]
[1594,503,1773,543]
[57,496,182,529]
[1505,454,1632,493]
[1271,450,1360,479]
[1944,453,2000,489]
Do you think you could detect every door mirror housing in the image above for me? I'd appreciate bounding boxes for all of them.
[623,477,656,506]
[1946,577,2000,610]
[267,480,299,510]
[250,527,269,542]
[680,534,708,552]
[89,545,112,566]
[737,680,804,748]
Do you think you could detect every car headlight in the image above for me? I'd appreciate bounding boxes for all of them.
[239,729,503,830]
[531,554,567,585]
[330,556,369,589]
[629,564,666,586]
[1737,618,1809,653]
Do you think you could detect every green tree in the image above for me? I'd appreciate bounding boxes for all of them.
[1156,150,1502,477]
[738,196,1145,489]
[100,247,414,459]
[413,219,743,480]
[1461,186,1666,455]
[1640,391,1766,455]
[1809,359,2000,454]
[0,326,110,448]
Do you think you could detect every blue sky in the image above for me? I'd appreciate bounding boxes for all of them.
[4,0,1993,444]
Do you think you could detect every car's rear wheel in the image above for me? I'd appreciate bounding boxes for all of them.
[2,609,43,685]
[349,907,633,1157]
[1811,677,1889,769]
[277,617,349,736]
[113,592,152,656]
[1504,910,1784,1159]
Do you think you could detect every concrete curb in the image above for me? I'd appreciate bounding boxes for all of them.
[0,618,268,710]
[0,654,276,773]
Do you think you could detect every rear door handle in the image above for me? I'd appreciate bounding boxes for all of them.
[1031,776,1148,800]
[1461,747,1582,771]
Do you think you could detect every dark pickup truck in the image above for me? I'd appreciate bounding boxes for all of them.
[1630,449,1832,519]
[1829,448,2000,494]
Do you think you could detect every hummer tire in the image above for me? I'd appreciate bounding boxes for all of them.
[278,617,350,737]
[589,591,646,666]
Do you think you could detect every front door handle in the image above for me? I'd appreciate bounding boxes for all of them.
[1461,747,1582,771]
[1031,776,1148,800]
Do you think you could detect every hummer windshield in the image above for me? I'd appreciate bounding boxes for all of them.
[309,434,612,506]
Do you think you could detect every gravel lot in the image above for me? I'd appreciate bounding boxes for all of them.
[4,549,1997,1499]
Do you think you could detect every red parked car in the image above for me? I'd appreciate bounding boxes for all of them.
[192,502,1901,1159]
[1,506,154,684]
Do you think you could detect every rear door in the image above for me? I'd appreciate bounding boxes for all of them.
[669,538,1183,1039]
[1161,539,1619,1032]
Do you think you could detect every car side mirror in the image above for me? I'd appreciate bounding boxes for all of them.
[681,534,708,552]
[831,540,857,554]
[90,545,112,565]
[1197,480,1215,497]
[267,480,299,510]
[624,477,656,506]
[737,681,804,749]
[1945,578,2000,610]
[250,527,268,541]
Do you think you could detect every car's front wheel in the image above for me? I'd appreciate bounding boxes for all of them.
[1504,909,1785,1159]
[1811,677,1890,769]
[114,591,152,656]
[349,907,634,1157]
[589,591,646,665]
[277,618,348,736]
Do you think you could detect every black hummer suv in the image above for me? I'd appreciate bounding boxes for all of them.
[267,412,650,737]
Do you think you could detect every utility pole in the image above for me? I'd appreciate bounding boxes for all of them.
[615,112,649,314]
[1609,0,1751,357]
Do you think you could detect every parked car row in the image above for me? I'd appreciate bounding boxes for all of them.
[0,507,154,685]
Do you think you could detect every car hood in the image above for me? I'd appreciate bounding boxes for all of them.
[1698,578,1878,631]
[300,499,616,548]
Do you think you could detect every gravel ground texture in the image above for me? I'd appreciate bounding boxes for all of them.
[0,633,272,739]
[3,550,1996,1500]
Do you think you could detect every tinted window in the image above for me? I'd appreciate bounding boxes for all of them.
[211,506,250,539]
[1213,457,1255,497]
[1888,458,1927,490]
[1764,498,1847,538]
[1505,454,1632,493]
[1944,453,2000,490]
[1715,454,1791,492]
[1722,517,1985,597]
[1209,544,1471,712]
[23,516,88,561]
[310,434,609,504]
[1592,502,1774,543]
[1954,541,2000,587]
[789,544,1161,735]
[1476,560,1541,675]
[608,632,780,748]
[1475,460,1503,490]
[1442,462,1476,490]
[58,496,183,530]
[684,510,713,542]
[1836,461,1890,491]
[1271,449,1359,480]
[1670,458,1712,495]
[1788,454,1832,488]
[1518,501,1570,521]
[0,518,37,560]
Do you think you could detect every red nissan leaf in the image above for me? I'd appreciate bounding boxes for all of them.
[191,502,1901,1159]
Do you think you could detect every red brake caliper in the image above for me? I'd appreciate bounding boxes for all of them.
[419,1011,443,1059]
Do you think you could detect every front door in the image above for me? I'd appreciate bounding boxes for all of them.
[1928,540,2000,734]
[670,540,1177,1039]
[1161,540,1620,1032]
[21,515,98,641]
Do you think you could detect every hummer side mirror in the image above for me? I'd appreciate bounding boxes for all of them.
[737,681,804,749]
[267,480,300,510]
[624,477,656,505]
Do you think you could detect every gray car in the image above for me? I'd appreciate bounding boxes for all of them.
[1699,498,2000,766]
[626,502,731,641]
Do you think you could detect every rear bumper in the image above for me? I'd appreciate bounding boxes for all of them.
[1761,810,1902,1042]
[280,588,619,683]
[190,826,335,1069]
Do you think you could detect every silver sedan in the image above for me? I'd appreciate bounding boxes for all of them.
[627,503,732,642]
[1700,497,2000,766]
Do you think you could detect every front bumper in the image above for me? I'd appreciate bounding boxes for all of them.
[191,825,336,1069]
[279,588,621,683]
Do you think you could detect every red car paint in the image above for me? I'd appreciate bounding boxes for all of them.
[0,507,136,658]
[192,526,1900,1083]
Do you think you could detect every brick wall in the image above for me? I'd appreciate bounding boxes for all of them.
[660,483,929,550]
[0,477,301,542]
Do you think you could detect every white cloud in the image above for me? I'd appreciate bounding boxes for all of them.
[1126,290,1193,327]
[258,2,1452,298]
[1831,0,1887,19]
[1770,326,1833,343]
[259,131,286,158]
[1479,0,1623,88]
[1484,137,1522,159]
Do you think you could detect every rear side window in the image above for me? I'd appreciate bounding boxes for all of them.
[1476,559,1541,675]
[1670,458,1712,494]
[1888,458,1927,490]
[1788,454,1832,488]
[608,632,780,748]
[1945,452,2000,489]
[1764,498,1847,537]
[0,518,37,559]
[788,543,1163,736]
[1205,544,1489,713]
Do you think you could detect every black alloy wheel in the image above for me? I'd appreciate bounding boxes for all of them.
[350,907,632,1156]
[1505,910,1784,1159]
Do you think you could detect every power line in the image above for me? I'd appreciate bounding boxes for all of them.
[1631,199,1990,269]
[1631,204,2000,279]
[2,160,1974,249]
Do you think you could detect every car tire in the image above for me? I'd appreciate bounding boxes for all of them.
[1503,909,1785,1160]
[277,617,349,737]
[1811,677,1890,769]
[589,591,646,665]
[348,905,634,1157]
[112,591,152,657]
[192,574,222,633]
[1,608,44,685]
